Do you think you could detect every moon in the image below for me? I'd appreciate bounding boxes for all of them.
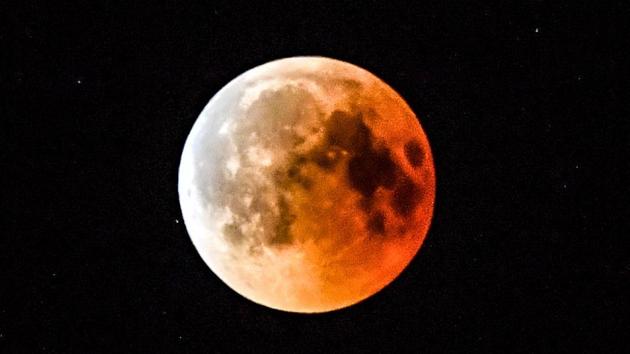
[178,57,435,313]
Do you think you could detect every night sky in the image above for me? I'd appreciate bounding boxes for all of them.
[4,1,627,352]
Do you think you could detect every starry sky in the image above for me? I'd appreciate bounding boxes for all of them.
[4,1,627,352]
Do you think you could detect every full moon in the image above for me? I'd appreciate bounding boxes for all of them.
[178,57,435,313]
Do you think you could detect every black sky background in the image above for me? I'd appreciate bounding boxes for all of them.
[4,1,628,352]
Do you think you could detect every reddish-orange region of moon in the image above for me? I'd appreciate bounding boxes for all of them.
[277,91,435,311]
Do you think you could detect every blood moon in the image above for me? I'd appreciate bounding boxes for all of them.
[178,57,435,313]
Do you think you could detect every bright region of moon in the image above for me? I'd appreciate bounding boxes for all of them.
[178,57,435,313]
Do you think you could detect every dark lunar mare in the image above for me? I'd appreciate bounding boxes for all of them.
[276,109,425,240]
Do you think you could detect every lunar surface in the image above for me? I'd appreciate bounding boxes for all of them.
[178,57,435,313]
